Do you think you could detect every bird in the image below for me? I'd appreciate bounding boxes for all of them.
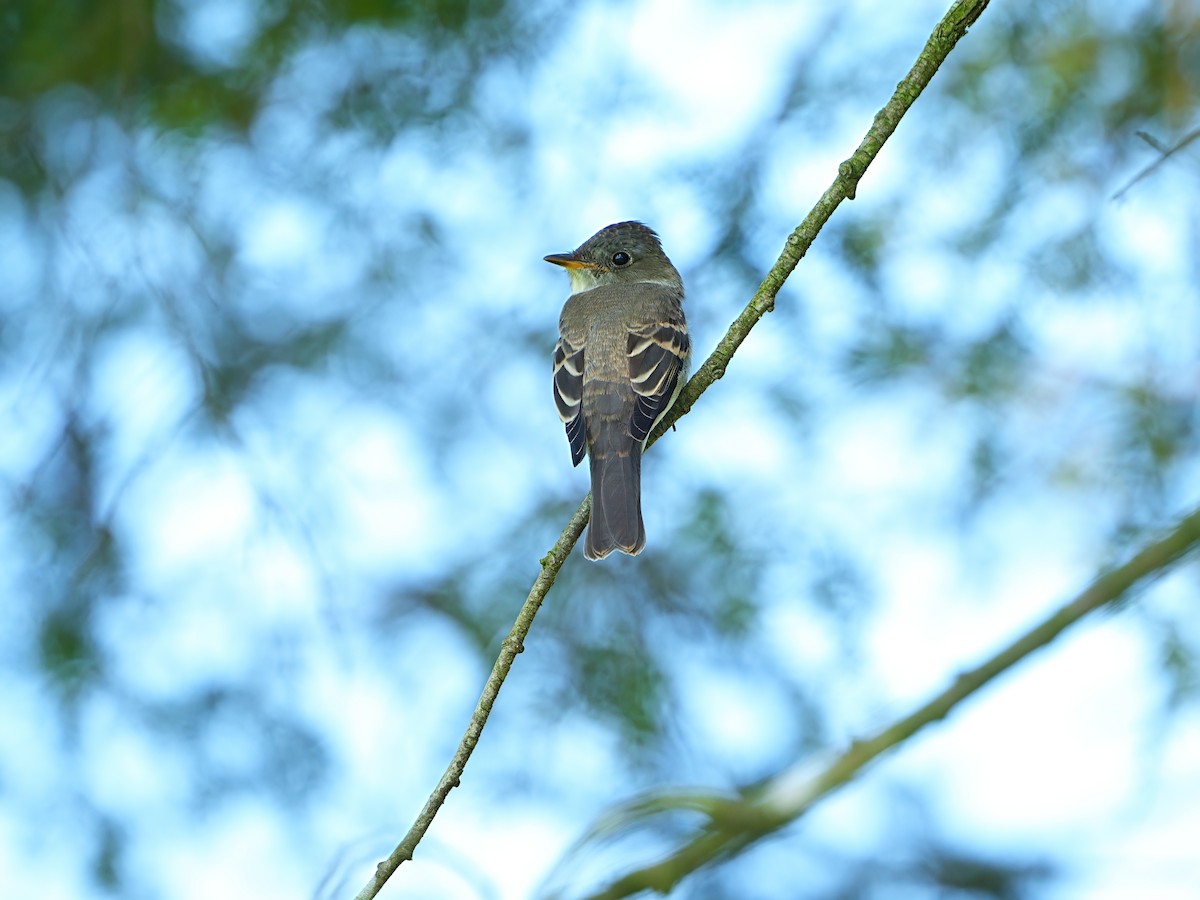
[545,221,690,560]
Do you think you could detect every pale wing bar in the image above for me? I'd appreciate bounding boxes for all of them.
[553,337,587,465]
[627,320,689,443]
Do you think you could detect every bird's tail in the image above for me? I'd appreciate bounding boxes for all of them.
[585,436,644,560]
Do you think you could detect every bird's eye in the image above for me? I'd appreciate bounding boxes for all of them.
[611,251,632,267]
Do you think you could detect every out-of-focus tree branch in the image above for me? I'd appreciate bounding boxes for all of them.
[1111,127,1200,200]
[352,0,993,897]
[575,503,1200,900]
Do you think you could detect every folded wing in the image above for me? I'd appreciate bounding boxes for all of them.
[627,318,690,443]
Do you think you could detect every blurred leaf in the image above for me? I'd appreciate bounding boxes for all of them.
[949,321,1029,401]
[834,216,889,290]
[922,845,1056,899]
[146,687,330,809]
[1159,620,1200,710]
[201,318,350,422]
[93,815,124,891]
[1028,227,1119,294]
[843,323,937,383]
[1117,382,1198,496]
[577,642,666,747]
[38,605,101,703]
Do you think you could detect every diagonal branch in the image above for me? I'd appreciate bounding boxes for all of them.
[648,0,992,441]
[1111,127,1200,201]
[575,504,1200,899]
[351,1,992,897]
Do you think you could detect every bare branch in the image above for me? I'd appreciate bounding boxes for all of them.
[577,504,1200,899]
[351,501,589,900]
[649,0,991,441]
[1112,127,1200,201]
[352,0,994,896]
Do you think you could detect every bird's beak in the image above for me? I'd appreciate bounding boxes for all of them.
[544,253,597,270]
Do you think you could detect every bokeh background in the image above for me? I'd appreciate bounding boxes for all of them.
[3,0,1200,897]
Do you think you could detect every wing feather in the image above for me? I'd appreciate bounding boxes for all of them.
[553,336,587,466]
[627,318,689,443]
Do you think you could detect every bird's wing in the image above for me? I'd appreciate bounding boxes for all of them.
[627,315,689,443]
[553,334,587,466]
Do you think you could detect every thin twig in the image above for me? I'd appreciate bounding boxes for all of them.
[579,504,1200,899]
[648,0,991,441]
[352,1,993,896]
[1112,127,1200,201]
[351,500,590,900]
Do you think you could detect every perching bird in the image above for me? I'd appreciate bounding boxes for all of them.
[545,221,690,560]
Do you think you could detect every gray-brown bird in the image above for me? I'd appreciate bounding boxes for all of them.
[545,222,690,560]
